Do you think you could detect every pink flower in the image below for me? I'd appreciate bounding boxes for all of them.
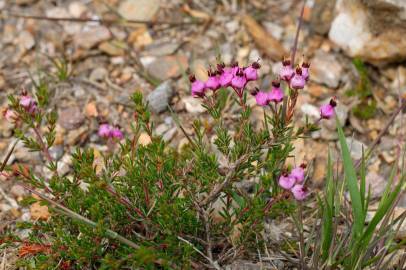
[253,89,269,106]
[217,63,234,88]
[231,69,247,90]
[111,127,124,140]
[98,124,112,138]
[278,173,296,190]
[290,164,306,183]
[205,71,221,91]
[279,59,294,81]
[190,75,206,97]
[268,81,284,103]
[290,68,306,90]
[229,62,239,76]
[301,62,310,81]
[320,98,337,119]
[244,61,260,81]
[19,95,37,114]
[3,108,17,123]
[19,95,34,108]
[291,184,309,201]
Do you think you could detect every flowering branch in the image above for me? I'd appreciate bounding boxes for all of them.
[18,183,140,250]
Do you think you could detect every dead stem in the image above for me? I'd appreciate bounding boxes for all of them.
[290,0,308,66]
[355,100,405,169]
[2,11,203,28]
[298,202,306,270]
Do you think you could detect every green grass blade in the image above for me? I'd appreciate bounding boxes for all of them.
[321,151,334,261]
[337,120,364,237]
[360,174,404,249]
[360,148,366,212]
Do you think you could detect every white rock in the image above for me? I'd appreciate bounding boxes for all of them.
[162,127,177,142]
[300,103,320,119]
[17,31,35,51]
[68,2,87,17]
[339,137,366,160]
[329,0,406,63]
[182,96,206,114]
[311,50,343,88]
[263,22,284,40]
[118,0,160,21]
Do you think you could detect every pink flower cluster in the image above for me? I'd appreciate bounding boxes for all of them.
[278,164,309,200]
[3,93,38,123]
[252,81,285,106]
[19,94,38,114]
[190,61,261,98]
[279,59,310,90]
[98,124,124,140]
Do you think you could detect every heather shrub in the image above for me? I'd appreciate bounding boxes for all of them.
[1,50,405,270]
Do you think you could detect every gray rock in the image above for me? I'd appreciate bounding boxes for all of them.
[14,141,41,163]
[10,184,27,198]
[143,42,179,56]
[310,0,337,35]
[74,26,111,49]
[300,103,320,119]
[49,145,64,161]
[337,137,366,160]
[58,106,85,130]
[147,81,173,113]
[155,123,170,136]
[311,50,343,88]
[365,171,387,199]
[89,67,107,82]
[162,127,177,142]
[145,55,188,81]
[43,154,71,177]
[263,21,284,40]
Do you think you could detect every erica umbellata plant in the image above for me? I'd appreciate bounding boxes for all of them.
[2,30,406,270]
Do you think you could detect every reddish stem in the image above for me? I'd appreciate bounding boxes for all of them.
[32,125,53,163]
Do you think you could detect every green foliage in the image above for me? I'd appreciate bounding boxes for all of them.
[347,58,377,120]
[309,122,406,269]
[2,64,405,269]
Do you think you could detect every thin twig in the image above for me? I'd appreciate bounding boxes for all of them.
[198,154,248,207]
[298,202,306,270]
[290,0,307,66]
[355,100,405,168]
[18,183,140,250]
[177,236,222,270]
[2,11,202,27]
[32,125,53,163]
[0,139,18,172]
